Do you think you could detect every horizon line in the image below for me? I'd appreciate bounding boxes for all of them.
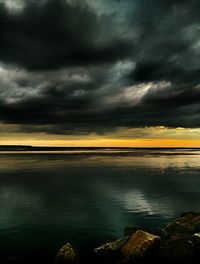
[0,145,200,149]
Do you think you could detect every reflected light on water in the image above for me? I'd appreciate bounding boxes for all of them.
[0,149,200,171]
[0,149,199,258]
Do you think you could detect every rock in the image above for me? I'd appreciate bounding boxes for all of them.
[164,212,199,236]
[180,212,198,218]
[121,230,160,261]
[55,243,79,263]
[164,221,190,236]
[124,226,160,237]
[192,215,200,233]
[157,233,195,262]
[94,237,129,254]
[94,237,128,263]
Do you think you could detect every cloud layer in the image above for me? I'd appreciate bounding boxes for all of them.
[0,0,200,136]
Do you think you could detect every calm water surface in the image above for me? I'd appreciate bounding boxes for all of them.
[0,148,200,259]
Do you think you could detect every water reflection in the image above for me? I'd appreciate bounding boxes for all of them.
[0,149,199,257]
[0,150,200,171]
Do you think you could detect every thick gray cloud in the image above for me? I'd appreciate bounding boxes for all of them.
[0,0,200,135]
[0,0,131,70]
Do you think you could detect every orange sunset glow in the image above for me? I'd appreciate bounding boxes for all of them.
[0,126,200,147]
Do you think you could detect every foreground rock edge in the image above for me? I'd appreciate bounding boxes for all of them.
[1,212,199,263]
[54,212,200,263]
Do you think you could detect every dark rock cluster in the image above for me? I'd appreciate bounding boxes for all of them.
[55,212,200,264]
[1,212,200,264]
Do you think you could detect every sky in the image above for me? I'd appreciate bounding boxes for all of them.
[0,0,200,147]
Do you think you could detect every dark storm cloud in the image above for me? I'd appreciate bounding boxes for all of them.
[0,0,200,135]
[127,0,200,84]
[0,0,131,70]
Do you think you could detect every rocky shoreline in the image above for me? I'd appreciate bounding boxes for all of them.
[1,212,200,264]
[55,212,200,264]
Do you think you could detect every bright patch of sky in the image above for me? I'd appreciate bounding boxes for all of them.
[103,81,171,107]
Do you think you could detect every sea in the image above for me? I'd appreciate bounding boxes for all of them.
[0,148,199,261]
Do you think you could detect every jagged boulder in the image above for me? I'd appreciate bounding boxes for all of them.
[192,216,200,233]
[121,230,160,261]
[164,212,200,236]
[124,226,160,237]
[55,243,79,263]
[156,233,196,262]
[94,237,128,263]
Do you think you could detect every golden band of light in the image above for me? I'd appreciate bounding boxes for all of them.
[0,138,200,147]
[0,125,200,147]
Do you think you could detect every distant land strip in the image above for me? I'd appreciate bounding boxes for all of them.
[0,145,200,151]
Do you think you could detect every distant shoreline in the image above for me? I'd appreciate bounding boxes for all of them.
[0,145,200,151]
